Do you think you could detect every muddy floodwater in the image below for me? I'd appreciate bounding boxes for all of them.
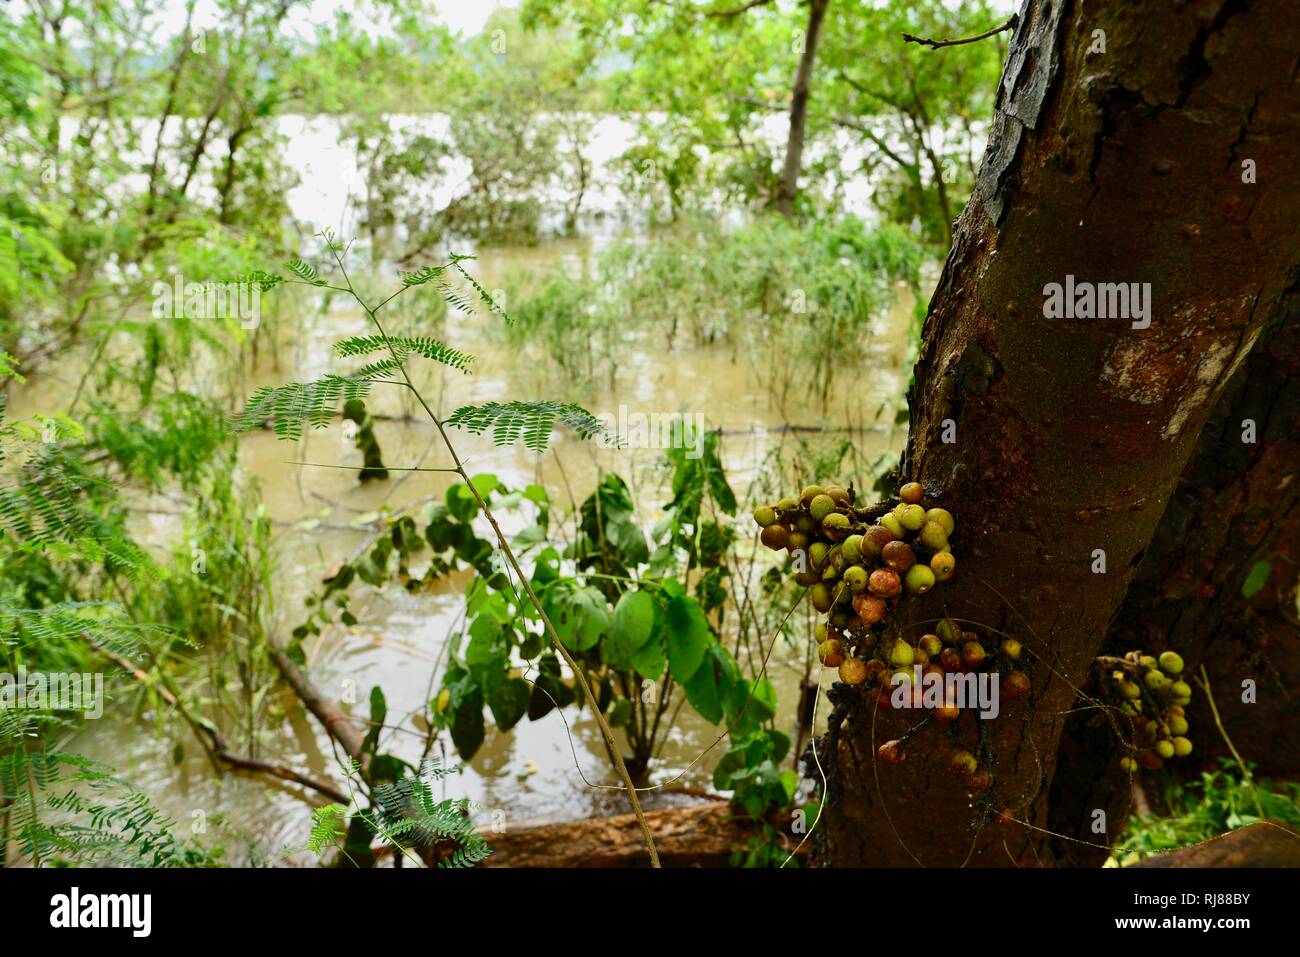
[10,118,926,863]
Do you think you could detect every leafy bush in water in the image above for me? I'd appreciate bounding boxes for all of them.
[300,432,778,778]
[500,215,925,398]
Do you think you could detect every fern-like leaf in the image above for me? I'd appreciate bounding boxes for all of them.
[436,279,476,316]
[332,336,474,373]
[452,260,511,325]
[287,259,325,286]
[307,803,348,855]
[400,265,445,287]
[439,841,492,868]
[232,375,383,440]
[238,270,286,292]
[0,599,178,660]
[445,401,612,454]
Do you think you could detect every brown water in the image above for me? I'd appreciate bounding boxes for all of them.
[11,237,919,864]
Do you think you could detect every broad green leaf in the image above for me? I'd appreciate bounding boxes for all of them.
[630,633,667,681]
[466,615,505,672]
[511,525,547,549]
[547,583,609,652]
[446,677,485,760]
[446,483,480,523]
[703,434,737,515]
[531,546,562,586]
[527,653,575,720]
[468,473,500,498]
[780,770,798,801]
[605,590,656,668]
[727,678,777,736]
[683,655,723,724]
[487,677,530,731]
[665,592,711,682]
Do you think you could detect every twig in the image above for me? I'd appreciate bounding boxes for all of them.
[1194,664,1266,820]
[902,15,1017,50]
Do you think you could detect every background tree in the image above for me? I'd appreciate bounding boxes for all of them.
[821,0,1007,244]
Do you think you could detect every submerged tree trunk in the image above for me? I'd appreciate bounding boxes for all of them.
[818,0,1300,866]
[774,0,829,217]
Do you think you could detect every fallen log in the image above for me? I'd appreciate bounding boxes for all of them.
[1129,821,1300,868]
[480,802,809,868]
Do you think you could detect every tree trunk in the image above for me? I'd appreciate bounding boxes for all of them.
[773,0,829,217]
[1047,276,1300,864]
[817,0,1300,867]
[1113,274,1300,770]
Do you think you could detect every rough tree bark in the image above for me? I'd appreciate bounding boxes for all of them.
[1114,283,1300,778]
[774,0,830,217]
[1049,272,1300,864]
[816,0,1300,866]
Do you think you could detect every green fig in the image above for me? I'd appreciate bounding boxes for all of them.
[899,504,926,531]
[918,520,949,551]
[809,494,836,522]
[1158,651,1184,675]
[925,507,954,535]
[843,565,869,594]
[904,564,935,594]
[889,638,914,668]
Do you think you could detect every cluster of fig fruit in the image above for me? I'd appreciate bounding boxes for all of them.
[867,618,1028,789]
[755,483,1025,794]
[754,481,956,645]
[1104,650,1193,772]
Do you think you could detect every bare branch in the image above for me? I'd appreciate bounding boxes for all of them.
[902,15,1017,50]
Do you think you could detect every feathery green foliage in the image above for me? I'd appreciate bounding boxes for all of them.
[445,400,612,453]
[333,334,474,372]
[233,375,379,441]
[33,769,221,867]
[237,239,606,457]
[308,804,348,855]
[0,599,177,661]
[307,759,490,868]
